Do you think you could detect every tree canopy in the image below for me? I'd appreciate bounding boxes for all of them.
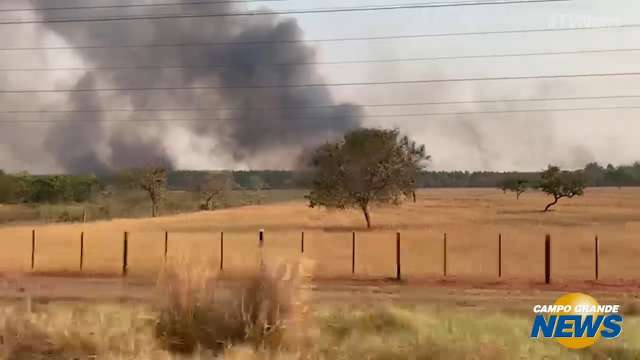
[538,165,587,212]
[306,128,429,228]
[498,178,529,199]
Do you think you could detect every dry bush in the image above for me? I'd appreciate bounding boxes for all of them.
[0,312,97,359]
[0,302,158,360]
[154,259,312,356]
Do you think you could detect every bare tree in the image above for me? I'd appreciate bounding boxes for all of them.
[399,135,430,203]
[199,173,233,210]
[132,167,167,217]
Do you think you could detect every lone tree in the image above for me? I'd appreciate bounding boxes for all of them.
[132,167,167,217]
[306,128,429,228]
[538,165,586,212]
[498,178,528,199]
[199,173,233,210]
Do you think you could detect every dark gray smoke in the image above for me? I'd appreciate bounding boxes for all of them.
[32,0,362,172]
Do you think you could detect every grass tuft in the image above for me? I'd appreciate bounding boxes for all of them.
[154,260,312,356]
[0,303,158,359]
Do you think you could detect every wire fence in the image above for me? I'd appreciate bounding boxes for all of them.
[17,228,616,284]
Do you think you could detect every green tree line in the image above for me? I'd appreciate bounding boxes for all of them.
[1,161,639,205]
[0,172,101,204]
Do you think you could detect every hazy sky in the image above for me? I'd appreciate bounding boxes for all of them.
[1,0,639,173]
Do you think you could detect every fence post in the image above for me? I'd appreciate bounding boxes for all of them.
[259,229,264,248]
[219,232,225,271]
[122,232,128,277]
[31,229,35,270]
[396,232,401,281]
[498,233,502,279]
[352,232,356,275]
[443,232,447,277]
[80,231,84,271]
[258,229,265,267]
[164,231,168,263]
[301,231,305,254]
[595,235,599,281]
[545,234,551,284]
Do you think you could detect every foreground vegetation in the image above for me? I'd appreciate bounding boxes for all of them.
[2,257,640,359]
[1,284,639,358]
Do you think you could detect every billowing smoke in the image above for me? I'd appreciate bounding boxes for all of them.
[30,0,362,172]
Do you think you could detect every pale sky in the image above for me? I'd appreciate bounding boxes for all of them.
[0,0,639,172]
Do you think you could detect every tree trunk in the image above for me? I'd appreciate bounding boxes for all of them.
[544,196,560,212]
[150,192,159,217]
[516,191,522,200]
[205,195,214,210]
[361,205,371,229]
[412,191,417,203]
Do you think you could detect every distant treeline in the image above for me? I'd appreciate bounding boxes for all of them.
[169,162,640,190]
[0,172,101,204]
[1,162,639,204]
[166,170,311,191]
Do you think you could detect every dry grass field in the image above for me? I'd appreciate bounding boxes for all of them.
[1,187,639,282]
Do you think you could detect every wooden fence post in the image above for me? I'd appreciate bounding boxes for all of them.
[80,231,84,271]
[352,232,356,275]
[122,232,129,277]
[301,232,305,254]
[164,231,168,263]
[259,229,264,267]
[31,229,35,270]
[498,233,502,279]
[545,234,551,284]
[259,229,264,248]
[595,235,599,281]
[220,232,224,272]
[443,232,447,277]
[396,232,401,281]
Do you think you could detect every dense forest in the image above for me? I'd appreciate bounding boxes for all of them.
[1,162,639,204]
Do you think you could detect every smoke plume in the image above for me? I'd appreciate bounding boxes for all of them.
[29,0,362,172]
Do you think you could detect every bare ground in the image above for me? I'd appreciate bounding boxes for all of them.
[3,274,640,312]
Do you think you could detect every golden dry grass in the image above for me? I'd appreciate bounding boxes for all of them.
[1,187,639,281]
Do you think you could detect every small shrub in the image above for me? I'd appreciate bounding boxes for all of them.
[154,261,310,355]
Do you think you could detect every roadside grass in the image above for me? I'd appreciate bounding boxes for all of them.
[1,299,638,359]
[315,306,640,360]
